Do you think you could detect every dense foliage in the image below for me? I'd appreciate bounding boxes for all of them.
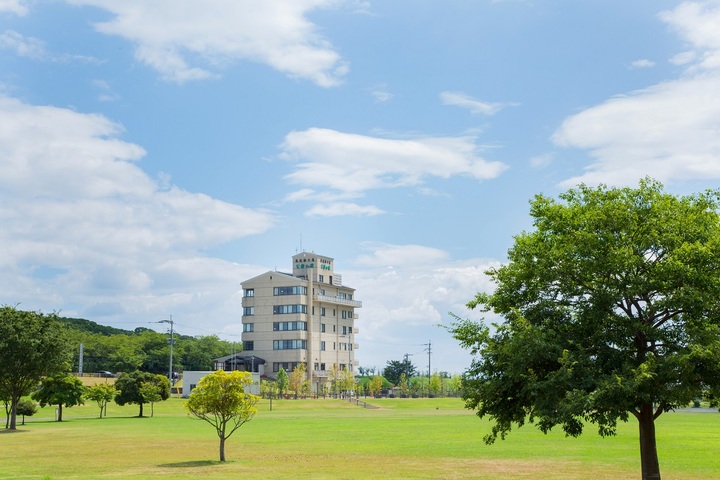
[451,180,720,480]
[60,317,235,375]
[383,359,418,386]
[0,306,72,429]
[114,371,170,417]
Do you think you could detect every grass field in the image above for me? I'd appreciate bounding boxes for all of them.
[2,397,719,479]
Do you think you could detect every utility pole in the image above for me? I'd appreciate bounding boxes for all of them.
[158,316,174,385]
[423,341,432,388]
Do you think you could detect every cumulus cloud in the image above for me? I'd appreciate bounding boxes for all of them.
[552,1,720,187]
[0,96,274,328]
[440,91,511,115]
[279,127,508,194]
[0,30,45,58]
[348,243,500,372]
[0,0,28,15]
[66,0,349,86]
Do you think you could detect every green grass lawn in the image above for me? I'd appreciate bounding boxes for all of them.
[2,397,718,479]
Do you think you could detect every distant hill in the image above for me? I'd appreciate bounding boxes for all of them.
[58,316,135,336]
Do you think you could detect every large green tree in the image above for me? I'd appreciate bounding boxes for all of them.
[185,370,259,462]
[450,180,720,480]
[32,374,86,421]
[383,359,417,386]
[0,307,72,429]
[114,371,170,417]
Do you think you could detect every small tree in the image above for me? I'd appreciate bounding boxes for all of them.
[31,374,85,422]
[185,370,259,462]
[139,381,163,417]
[289,363,307,399]
[399,373,409,397]
[85,383,116,418]
[260,379,277,399]
[275,368,288,398]
[114,371,170,417]
[429,373,442,397]
[369,375,383,397]
[339,367,354,398]
[15,399,37,425]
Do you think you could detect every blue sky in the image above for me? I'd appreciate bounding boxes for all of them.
[2,0,720,374]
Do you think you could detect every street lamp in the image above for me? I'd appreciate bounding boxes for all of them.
[157,316,174,385]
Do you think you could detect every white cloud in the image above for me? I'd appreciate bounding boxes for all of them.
[67,0,349,86]
[305,202,385,217]
[348,243,501,373]
[279,128,508,194]
[440,91,509,115]
[0,0,28,15]
[630,59,655,69]
[552,1,720,187]
[369,84,393,102]
[530,153,554,168]
[660,1,720,72]
[0,96,275,329]
[0,30,45,58]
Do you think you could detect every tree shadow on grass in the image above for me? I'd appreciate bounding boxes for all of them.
[159,460,223,468]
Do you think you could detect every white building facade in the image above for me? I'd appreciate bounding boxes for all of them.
[241,252,361,393]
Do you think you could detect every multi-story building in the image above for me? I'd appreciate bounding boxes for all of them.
[240,252,361,393]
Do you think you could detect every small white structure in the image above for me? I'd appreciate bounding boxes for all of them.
[181,370,261,398]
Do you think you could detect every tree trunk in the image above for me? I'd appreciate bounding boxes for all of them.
[637,403,661,480]
[138,402,144,418]
[9,394,18,430]
[57,403,63,422]
[219,436,226,462]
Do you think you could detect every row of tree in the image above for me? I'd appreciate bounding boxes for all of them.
[2,369,171,428]
[0,306,227,429]
[61,318,235,375]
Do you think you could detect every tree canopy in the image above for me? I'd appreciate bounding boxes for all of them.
[185,370,259,462]
[383,359,417,386]
[114,371,170,417]
[0,306,72,429]
[31,374,85,421]
[450,180,720,480]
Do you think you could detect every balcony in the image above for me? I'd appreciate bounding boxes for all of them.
[314,294,362,308]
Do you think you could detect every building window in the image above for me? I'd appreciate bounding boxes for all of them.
[333,325,336,333]
[321,341,326,351]
[273,304,307,315]
[342,326,347,335]
[338,292,347,300]
[320,307,326,316]
[321,323,326,333]
[274,286,307,296]
[243,306,254,316]
[244,341,254,351]
[243,288,254,297]
[273,339,307,350]
[333,342,336,350]
[342,310,346,319]
[319,275,324,283]
[273,362,302,373]
[273,321,307,331]
[243,323,254,332]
